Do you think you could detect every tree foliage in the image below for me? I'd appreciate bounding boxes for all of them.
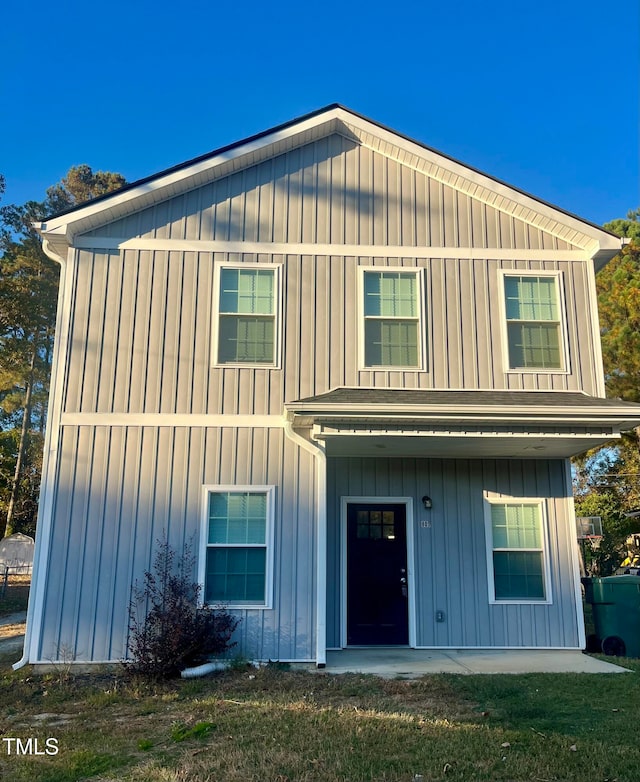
[0,166,126,537]
[574,449,640,575]
[604,208,640,244]
[572,207,640,573]
[598,230,640,403]
[44,165,126,215]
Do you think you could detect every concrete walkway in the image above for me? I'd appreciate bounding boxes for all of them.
[0,617,632,676]
[325,648,632,677]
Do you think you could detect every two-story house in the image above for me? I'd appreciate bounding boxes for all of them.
[20,105,640,668]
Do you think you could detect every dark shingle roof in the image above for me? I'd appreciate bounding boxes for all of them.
[291,389,640,409]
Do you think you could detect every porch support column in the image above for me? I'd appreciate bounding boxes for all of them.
[283,418,327,667]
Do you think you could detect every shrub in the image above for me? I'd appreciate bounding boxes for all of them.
[125,537,239,679]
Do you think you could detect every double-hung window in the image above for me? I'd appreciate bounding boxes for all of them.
[485,499,550,603]
[503,274,565,370]
[362,270,422,368]
[216,266,278,365]
[202,487,274,608]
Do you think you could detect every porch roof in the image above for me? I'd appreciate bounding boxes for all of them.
[285,389,640,459]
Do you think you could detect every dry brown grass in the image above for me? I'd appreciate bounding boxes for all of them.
[1,661,640,781]
[0,667,485,781]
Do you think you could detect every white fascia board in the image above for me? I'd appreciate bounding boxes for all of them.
[285,401,640,419]
[335,108,623,260]
[290,412,640,432]
[37,109,346,242]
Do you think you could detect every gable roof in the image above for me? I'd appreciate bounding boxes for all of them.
[36,104,624,267]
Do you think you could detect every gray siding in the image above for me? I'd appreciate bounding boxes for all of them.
[39,130,597,663]
[86,135,578,251]
[326,457,580,649]
[62,249,603,416]
[38,426,316,663]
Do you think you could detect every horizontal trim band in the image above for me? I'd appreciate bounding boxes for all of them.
[74,236,588,262]
[60,413,285,428]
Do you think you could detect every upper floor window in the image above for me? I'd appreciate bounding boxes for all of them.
[215,266,278,365]
[361,270,423,368]
[503,274,566,371]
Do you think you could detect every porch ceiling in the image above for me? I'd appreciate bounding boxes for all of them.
[318,431,617,459]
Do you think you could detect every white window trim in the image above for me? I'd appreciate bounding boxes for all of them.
[483,496,553,605]
[357,266,426,371]
[498,269,570,375]
[211,261,282,368]
[199,484,275,609]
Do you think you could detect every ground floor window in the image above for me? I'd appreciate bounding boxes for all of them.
[201,486,274,608]
[484,498,551,603]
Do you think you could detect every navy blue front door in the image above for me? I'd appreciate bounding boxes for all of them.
[346,503,409,645]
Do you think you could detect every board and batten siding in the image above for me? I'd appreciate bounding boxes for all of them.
[36,425,317,663]
[84,135,579,251]
[326,456,580,649]
[61,248,603,418]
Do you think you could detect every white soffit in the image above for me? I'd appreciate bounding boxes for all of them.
[37,106,622,262]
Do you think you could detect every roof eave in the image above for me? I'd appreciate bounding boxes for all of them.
[35,104,626,264]
[284,402,640,432]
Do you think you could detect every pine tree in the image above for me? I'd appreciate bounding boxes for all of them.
[0,166,126,537]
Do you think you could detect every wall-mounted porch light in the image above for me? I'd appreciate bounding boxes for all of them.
[422,495,432,510]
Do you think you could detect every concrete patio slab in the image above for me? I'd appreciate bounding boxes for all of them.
[324,648,632,677]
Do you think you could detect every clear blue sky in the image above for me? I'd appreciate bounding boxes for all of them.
[1,0,637,226]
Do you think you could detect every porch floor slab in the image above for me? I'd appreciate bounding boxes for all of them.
[324,648,631,676]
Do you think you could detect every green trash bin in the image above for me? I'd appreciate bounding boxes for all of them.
[583,575,640,658]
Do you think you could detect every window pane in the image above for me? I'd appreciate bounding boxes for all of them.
[220,268,274,315]
[505,276,558,321]
[364,272,417,317]
[493,551,545,599]
[209,492,266,545]
[219,316,274,363]
[507,323,561,369]
[365,320,418,366]
[205,547,266,603]
[491,504,542,549]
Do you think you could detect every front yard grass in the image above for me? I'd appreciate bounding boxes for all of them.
[0,654,638,782]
